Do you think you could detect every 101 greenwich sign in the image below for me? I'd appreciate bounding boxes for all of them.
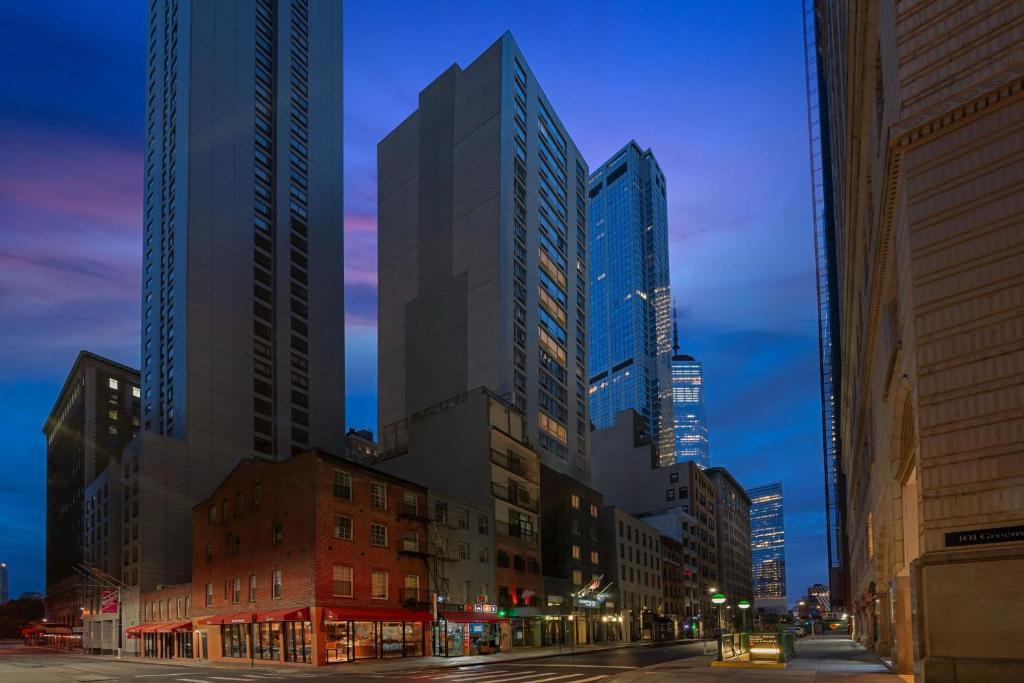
[945,525,1024,548]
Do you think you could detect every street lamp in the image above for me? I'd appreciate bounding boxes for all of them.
[738,600,750,633]
[710,593,726,661]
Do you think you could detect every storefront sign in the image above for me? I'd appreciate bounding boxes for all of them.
[465,603,498,613]
[577,598,603,608]
[945,525,1024,548]
[748,633,781,661]
[100,589,119,614]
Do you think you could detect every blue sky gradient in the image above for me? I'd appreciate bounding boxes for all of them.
[0,1,825,603]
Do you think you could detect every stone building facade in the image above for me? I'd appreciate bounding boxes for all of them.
[816,0,1024,679]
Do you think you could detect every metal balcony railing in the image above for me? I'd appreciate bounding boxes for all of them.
[399,588,431,608]
[495,520,538,544]
[490,449,538,483]
[490,482,538,512]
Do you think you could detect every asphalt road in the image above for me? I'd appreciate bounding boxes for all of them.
[0,641,707,683]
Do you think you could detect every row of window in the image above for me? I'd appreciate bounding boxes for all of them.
[206,570,282,606]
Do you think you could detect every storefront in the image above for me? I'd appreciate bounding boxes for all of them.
[321,607,429,663]
[433,612,508,656]
[130,621,193,658]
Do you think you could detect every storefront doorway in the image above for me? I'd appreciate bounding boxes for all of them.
[322,618,426,663]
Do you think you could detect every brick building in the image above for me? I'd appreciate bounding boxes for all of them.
[127,583,193,659]
[189,450,431,666]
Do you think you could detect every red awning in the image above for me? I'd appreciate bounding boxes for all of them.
[440,612,507,623]
[125,625,144,639]
[322,606,433,623]
[156,621,192,633]
[256,607,310,623]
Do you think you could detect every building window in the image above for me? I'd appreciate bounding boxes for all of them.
[333,470,352,499]
[590,550,599,565]
[235,492,244,516]
[666,489,676,501]
[232,577,241,604]
[457,543,469,560]
[252,481,261,506]
[271,520,283,545]
[571,545,581,560]
[370,482,387,509]
[109,409,118,420]
[334,514,352,540]
[434,500,448,523]
[248,575,257,601]
[478,514,488,534]
[571,519,581,535]
[109,378,119,390]
[370,523,388,547]
[205,543,213,562]
[208,505,217,523]
[403,531,418,552]
[333,565,353,597]
[371,570,388,600]
[402,491,418,515]
[589,504,598,518]
[478,547,489,564]
[271,570,282,599]
[867,512,875,560]
[570,494,580,509]
[132,386,140,398]
[572,569,582,586]
[670,472,679,483]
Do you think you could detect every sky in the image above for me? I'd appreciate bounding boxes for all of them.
[0,1,825,603]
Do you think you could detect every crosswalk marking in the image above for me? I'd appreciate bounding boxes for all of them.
[499,674,586,683]
[570,677,609,683]
[435,670,516,681]
[509,663,636,669]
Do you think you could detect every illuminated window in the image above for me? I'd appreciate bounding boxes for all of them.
[571,544,581,560]
[132,386,141,398]
[570,494,581,509]
[371,570,388,600]
[590,550,599,565]
[867,513,874,560]
[572,569,582,586]
[109,378,119,390]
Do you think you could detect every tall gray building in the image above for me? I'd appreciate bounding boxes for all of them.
[377,33,590,480]
[132,0,344,591]
[588,141,673,465]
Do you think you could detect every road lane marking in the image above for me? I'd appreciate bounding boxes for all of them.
[173,679,210,683]
[570,678,609,683]
[498,675,585,683]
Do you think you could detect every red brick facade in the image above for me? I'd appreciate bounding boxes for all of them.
[188,450,431,666]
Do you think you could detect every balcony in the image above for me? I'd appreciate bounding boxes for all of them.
[398,540,432,558]
[491,482,538,513]
[495,520,538,545]
[399,588,431,609]
[397,502,430,522]
[490,449,538,483]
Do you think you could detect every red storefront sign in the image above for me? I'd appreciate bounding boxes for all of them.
[100,589,119,614]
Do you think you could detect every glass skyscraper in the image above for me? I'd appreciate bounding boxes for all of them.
[802,0,848,611]
[671,347,710,469]
[748,482,787,611]
[587,141,674,464]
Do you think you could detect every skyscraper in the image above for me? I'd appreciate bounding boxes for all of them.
[377,33,590,480]
[587,141,673,463]
[747,482,786,613]
[0,562,8,605]
[43,352,140,626]
[801,0,847,615]
[131,0,344,591]
[670,314,709,468]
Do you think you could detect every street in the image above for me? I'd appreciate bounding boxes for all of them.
[0,642,707,683]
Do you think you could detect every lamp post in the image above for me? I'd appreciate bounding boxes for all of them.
[711,593,726,661]
[738,600,750,633]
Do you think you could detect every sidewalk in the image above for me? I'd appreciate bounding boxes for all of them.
[613,635,902,682]
[66,637,696,675]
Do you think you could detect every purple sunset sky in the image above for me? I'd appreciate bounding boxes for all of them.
[0,0,825,602]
